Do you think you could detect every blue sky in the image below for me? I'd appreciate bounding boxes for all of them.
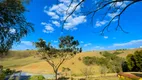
[12,0,142,51]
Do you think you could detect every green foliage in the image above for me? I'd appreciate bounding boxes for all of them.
[121,61,129,72]
[3,68,16,75]
[113,51,123,55]
[34,35,80,59]
[34,35,80,80]
[100,66,108,76]
[116,49,127,51]
[62,67,71,72]
[126,50,142,71]
[29,75,45,80]
[0,73,5,80]
[0,0,33,55]
[82,51,124,73]
[82,56,96,66]
[59,35,80,54]
[0,68,16,80]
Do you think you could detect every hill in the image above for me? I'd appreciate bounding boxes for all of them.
[1,48,142,75]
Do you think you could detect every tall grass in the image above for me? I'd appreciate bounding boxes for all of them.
[6,50,37,59]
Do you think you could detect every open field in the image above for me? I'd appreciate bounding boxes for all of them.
[1,48,142,76]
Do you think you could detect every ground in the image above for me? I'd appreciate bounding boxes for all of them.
[0,48,142,79]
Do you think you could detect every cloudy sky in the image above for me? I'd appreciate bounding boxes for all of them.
[12,0,142,51]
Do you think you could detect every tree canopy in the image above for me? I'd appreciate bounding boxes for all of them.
[126,50,142,72]
[34,35,81,80]
[0,0,34,55]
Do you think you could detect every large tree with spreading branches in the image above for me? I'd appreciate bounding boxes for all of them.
[0,0,34,56]
[34,35,81,80]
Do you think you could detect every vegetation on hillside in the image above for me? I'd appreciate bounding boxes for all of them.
[83,51,125,73]
[126,50,142,72]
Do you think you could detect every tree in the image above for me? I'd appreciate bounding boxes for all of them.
[100,66,108,77]
[0,0,34,56]
[126,50,142,72]
[79,47,82,53]
[56,0,142,34]
[34,35,80,80]
[80,67,94,80]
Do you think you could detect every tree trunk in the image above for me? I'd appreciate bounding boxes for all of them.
[55,70,58,80]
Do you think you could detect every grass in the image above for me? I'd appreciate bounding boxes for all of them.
[92,76,119,80]
[1,48,142,75]
[0,56,40,68]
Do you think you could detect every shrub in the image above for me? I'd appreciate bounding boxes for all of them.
[113,51,122,55]
[3,68,16,75]
[78,57,82,61]
[0,73,5,80]
[82,53,124,73]
[29,75,45,80]
[126,50,142,71]
[82,56,96,66]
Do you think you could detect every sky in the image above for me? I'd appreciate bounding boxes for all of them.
[12,0,142,51]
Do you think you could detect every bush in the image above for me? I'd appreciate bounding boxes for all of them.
[113,51,122,55]
[126,50,142,71]
[82,56,96,66]
[82,52,124,73]
[0,73,5,80]
[3,68,16,75]
[29,75,45,80]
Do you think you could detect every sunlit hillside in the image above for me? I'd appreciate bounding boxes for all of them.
[1,48,142,75]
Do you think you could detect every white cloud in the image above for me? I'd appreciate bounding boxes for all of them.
[112,18,118,22]
[104,36,108,39]
[64,16,86,30]
[112,39,142,47]
[12,41,34,50]
[95,20,108,27]
[53,40,58,43]
[59,0,70,4]
[108,12,119,18]
[80,41,84,43]
[41,22,54,33]
[52,21,60,27]
[43,0,86,31]
[85,39,142,51]
[94,46,105,50]
[84,43,92,47]
[21,41,33,46]
[115,2,127,8]
[44,11,59,19]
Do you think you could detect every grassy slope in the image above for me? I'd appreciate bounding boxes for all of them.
[0,57,40,68]
[14,51,102,74]
[1,48,142,75]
